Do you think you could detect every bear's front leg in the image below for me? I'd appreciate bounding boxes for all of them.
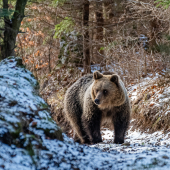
[82,116,102,144]
[82,103,102,144]
[113,111,130,144]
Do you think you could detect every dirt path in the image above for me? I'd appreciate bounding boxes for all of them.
[91,127,170,169]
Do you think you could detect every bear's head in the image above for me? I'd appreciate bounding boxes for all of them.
[91,71,126,110]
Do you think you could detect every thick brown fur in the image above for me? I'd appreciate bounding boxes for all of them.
[64,71,131,144]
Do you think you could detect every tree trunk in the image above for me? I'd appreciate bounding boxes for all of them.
[2,0,28,59]
[83,0,91,73]
[149,18,159,49]
[94,2,104,65]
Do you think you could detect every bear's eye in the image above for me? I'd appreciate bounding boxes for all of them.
[103,90,108,95]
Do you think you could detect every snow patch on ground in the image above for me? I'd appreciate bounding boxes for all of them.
[92,127,170,169]
[127,75,158,102]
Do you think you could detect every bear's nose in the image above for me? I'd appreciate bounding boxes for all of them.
[94,99,100,105]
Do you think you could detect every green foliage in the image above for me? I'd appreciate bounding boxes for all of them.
[99,47,105,52]
[54,17,74,39]
[52,0,67,6]
[0,0,16,18]
[155,0,170,9]
[0,0,16,6]
[152,34,170,55]
[0,9,14,17]
[105,41,118,51]
[155,43,170,55]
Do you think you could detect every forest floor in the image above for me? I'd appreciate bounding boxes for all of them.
[91,126,170,169]
[1,57,170,169]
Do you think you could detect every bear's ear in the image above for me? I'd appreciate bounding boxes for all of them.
[93,71,103,80]
[110,74,119,85]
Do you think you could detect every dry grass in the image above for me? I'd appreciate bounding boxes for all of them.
[130,75,170,133]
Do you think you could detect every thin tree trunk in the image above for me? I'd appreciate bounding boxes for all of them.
[95,2,104,65]
[83,0,91,73]
[49,44,51,73]
[149,19,159,49]
[2,0,28,59]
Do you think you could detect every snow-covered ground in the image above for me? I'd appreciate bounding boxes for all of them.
[1,127,170,170]
[91,127,170,169]
[1,57,170,170]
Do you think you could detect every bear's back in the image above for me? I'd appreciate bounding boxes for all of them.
[64,74,93,111]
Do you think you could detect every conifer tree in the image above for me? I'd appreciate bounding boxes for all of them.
[1,0,28,59]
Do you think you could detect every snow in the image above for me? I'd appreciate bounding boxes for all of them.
[127,74,170,108]
[127,75,158,101]
[0,143,33,170]
[92,127,170,169]
[1,57,170,169]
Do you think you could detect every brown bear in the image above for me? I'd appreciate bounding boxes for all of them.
[64,71,131,144]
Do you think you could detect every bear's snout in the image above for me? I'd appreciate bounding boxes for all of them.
[94,99,100,105]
